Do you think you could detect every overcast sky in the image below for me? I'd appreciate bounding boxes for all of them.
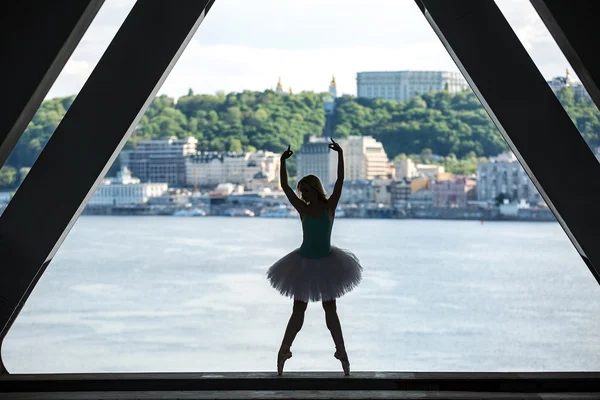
[48,0,576,99]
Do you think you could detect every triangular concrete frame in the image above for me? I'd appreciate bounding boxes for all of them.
[417,0,600,283]
[0,0,599,394]
[0,0,216,373]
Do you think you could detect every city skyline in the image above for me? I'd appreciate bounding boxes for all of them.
[47,0,581,99]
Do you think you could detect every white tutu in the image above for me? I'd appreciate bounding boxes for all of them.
[266,246,363,302]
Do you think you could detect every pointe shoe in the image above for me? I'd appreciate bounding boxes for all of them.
[277,348,292,375]
[334,350,350,376]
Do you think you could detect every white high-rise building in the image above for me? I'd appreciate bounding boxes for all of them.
[127,136,198,187]
[336,136,390,181]
[357,70,469,102]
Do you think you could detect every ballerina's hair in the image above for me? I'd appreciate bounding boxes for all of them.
[297,175,329,203]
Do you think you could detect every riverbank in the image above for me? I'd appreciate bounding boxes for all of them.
[79,204,556,221]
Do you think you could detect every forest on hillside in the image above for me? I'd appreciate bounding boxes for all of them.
[1,86,598,188]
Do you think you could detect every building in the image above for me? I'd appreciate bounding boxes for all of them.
[185,151,280,189]
[296,135,391,186]
[276,77,342,185]
[386,162,396,179]
[336,136,390,181]
[356,70,470,102]
[395,158,416,179]
[371,179,392,205]
[410,177,431,193]
[127,136,198,187]
[322,76,338,138]
[432,176,477,208]
[324,76,337,109]
[88,167,168,206]
[275,77,294,95]
[391,175,439,208]
[246,171,274,192]
[390,178,412,206]
[477,151,542,204]
[296,136,338,187]
[547,68,591,102]
[340,179,392,205]
[547,75,568,94]
[499,199,530,217]
[275,77,285,94]
[408,188,433,207]
[395,158,446,179]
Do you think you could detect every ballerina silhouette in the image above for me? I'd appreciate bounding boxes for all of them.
[267,138,363,376]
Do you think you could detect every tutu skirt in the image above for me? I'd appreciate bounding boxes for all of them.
[267,246,363,302]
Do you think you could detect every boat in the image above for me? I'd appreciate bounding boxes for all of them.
[172,208,207,217]
[259,205,344,218]
[260,205,297,218]
[222,208,255,217]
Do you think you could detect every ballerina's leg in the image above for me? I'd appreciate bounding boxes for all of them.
[278,299,307,375]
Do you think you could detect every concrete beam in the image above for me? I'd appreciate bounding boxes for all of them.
[0,0,104,168]
[0,0,216,367]
[415,0,600,283]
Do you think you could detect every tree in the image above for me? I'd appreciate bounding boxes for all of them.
[0,165,17,188]
[495,192,510,205]
[557,87,575,108]
[393,153,407,162]
[408,95,427,109]
[18,167,31,183]
[11,89,600,173]
[420,148,433,162]
[229,138,243,153]
[225,107,242,125]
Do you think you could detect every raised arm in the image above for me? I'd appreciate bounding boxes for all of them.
[327,138,344,211]
[280,145,307,214]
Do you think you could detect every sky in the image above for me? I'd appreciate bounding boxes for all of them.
[48,0,577,99]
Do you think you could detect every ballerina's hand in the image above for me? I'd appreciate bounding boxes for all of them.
[281,145,294,160]
[328,138,342,152]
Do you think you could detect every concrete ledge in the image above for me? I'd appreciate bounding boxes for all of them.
[1,390,600,400]
[2,372,600,393]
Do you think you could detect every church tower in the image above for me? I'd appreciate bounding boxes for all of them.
[329,75,337,99]
[565,68,573,87]
[322,76,337,138]
[275,77,285,94]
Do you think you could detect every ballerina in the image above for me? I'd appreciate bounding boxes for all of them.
[267,138,363,376]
